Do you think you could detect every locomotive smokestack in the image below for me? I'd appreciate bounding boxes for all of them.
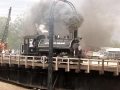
[65,15,83,39]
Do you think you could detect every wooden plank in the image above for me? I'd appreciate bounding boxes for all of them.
[65,58,70,72]
[114,60,119,76]
[32,57,35,69]
[99,59,104,74]
[86,59,90,73]
[25,56,27,68]
[42,56,46,69]
[75,58,81,73]
[1,54,3,66]
[9,55,11,67]
[18,55,20,67]
[55,57,58,71]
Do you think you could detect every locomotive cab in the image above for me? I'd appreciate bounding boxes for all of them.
[21,35,38,55]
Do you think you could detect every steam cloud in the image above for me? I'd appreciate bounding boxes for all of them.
[24,0,114,48]
[79,0,114,48]
[24,0,83,37]
[23,1,50,35]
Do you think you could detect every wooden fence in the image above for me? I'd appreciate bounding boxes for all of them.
[0,54,119,76]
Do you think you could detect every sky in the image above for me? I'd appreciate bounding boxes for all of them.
[0,0,40,20]
[0,0,120,43]
[0,0,85,20]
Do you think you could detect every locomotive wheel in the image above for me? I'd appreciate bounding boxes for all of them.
[40,56,47,63]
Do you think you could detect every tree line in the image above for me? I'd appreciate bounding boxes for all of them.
[0,16,24,50]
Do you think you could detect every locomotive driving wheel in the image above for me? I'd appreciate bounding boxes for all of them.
[40,56,47,63]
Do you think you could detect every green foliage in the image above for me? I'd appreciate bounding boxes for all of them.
[8,17,24,49]
[0,16,24,49]
[0,17,7,39]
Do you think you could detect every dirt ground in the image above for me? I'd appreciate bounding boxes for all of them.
[0,81,30,90]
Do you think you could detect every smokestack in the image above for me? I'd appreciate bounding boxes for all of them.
[64,15,83,39]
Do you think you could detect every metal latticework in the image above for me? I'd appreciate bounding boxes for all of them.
[1,7,12,43]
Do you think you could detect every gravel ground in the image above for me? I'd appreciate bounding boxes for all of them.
[0,81,30,90]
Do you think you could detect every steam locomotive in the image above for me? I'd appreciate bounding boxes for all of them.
[21,33,82,57]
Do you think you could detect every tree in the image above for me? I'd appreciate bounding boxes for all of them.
[0,16,24,50]
[0,17,7,38]
[7,16,24,49]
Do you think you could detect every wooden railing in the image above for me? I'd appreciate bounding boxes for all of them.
[0,54,120,76]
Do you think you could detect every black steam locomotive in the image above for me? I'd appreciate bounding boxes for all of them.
[21,34,82,57]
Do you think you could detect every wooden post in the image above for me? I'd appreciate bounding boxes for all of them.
[42,56,45,69]
[107,61,109,66]
[98,61,100,67]
[75,58,81,73]
[86,59,90,73]
[55,57,58,71]
[114,60,119,76]
[116,60,119,75]
[25,56,27,68]
[1,54,3,66]
[100,59,104,74]
[32,56,35,69]
[98,60,101,71]
[18,55,20,68]
[9,55,11,67]
[67,58,70,72]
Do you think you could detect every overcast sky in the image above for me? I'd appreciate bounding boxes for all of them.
[0,0,85,19]
[0,0,40,19]
[0,0,120,43]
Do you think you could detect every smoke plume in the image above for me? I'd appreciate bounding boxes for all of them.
[79,0,114,48]
[24,0,115,48]
[24,0,83,37]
